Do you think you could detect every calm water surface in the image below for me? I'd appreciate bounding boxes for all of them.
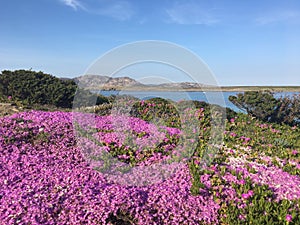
[100,91,300,112]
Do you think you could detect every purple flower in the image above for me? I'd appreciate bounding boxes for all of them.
[238,214,246,220]
[194,159,200,165]
[230,132,237,137]
[286,214,292,222]
[239,179,245,185]
[291,150,298,155]
[248,190,254,197]
[241,193,249,199]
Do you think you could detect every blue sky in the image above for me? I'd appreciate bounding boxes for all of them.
[1,0,300,86]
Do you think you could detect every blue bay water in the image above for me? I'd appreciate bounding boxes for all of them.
[99,91,300,112]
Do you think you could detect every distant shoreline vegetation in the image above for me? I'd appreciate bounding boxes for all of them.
[91,86,300,92]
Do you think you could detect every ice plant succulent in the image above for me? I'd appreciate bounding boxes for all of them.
[0,111,217,224]
[1,109,300,224]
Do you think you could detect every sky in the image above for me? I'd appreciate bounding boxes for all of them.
[1,0,300,86]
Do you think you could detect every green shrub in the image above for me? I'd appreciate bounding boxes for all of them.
[0,69,109,109]
[229,91,300,126]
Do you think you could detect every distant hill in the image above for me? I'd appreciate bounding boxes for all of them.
[73,75,145,90]
[72,74,213,90]
[72,75,300,92]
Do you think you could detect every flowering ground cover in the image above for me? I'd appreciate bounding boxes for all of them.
[0,101,300,224]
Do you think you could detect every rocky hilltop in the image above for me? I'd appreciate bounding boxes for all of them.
[72,74,212,91]
[73,75,144,90]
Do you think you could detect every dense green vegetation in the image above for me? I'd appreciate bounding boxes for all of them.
[229,91,300,126]
[0,70,109,108]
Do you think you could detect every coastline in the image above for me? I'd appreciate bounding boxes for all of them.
[88,86,300,92]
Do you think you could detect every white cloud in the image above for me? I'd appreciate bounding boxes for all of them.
[60,0,85,11]
[59,0,134,21]
[93,1,134,21]
[166,1,219,25]
[256,10,300,25]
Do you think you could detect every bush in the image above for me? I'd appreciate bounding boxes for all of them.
[229,91,300,126]
[0,70,109,109]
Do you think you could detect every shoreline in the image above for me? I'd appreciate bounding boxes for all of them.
[88,86,300,92]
